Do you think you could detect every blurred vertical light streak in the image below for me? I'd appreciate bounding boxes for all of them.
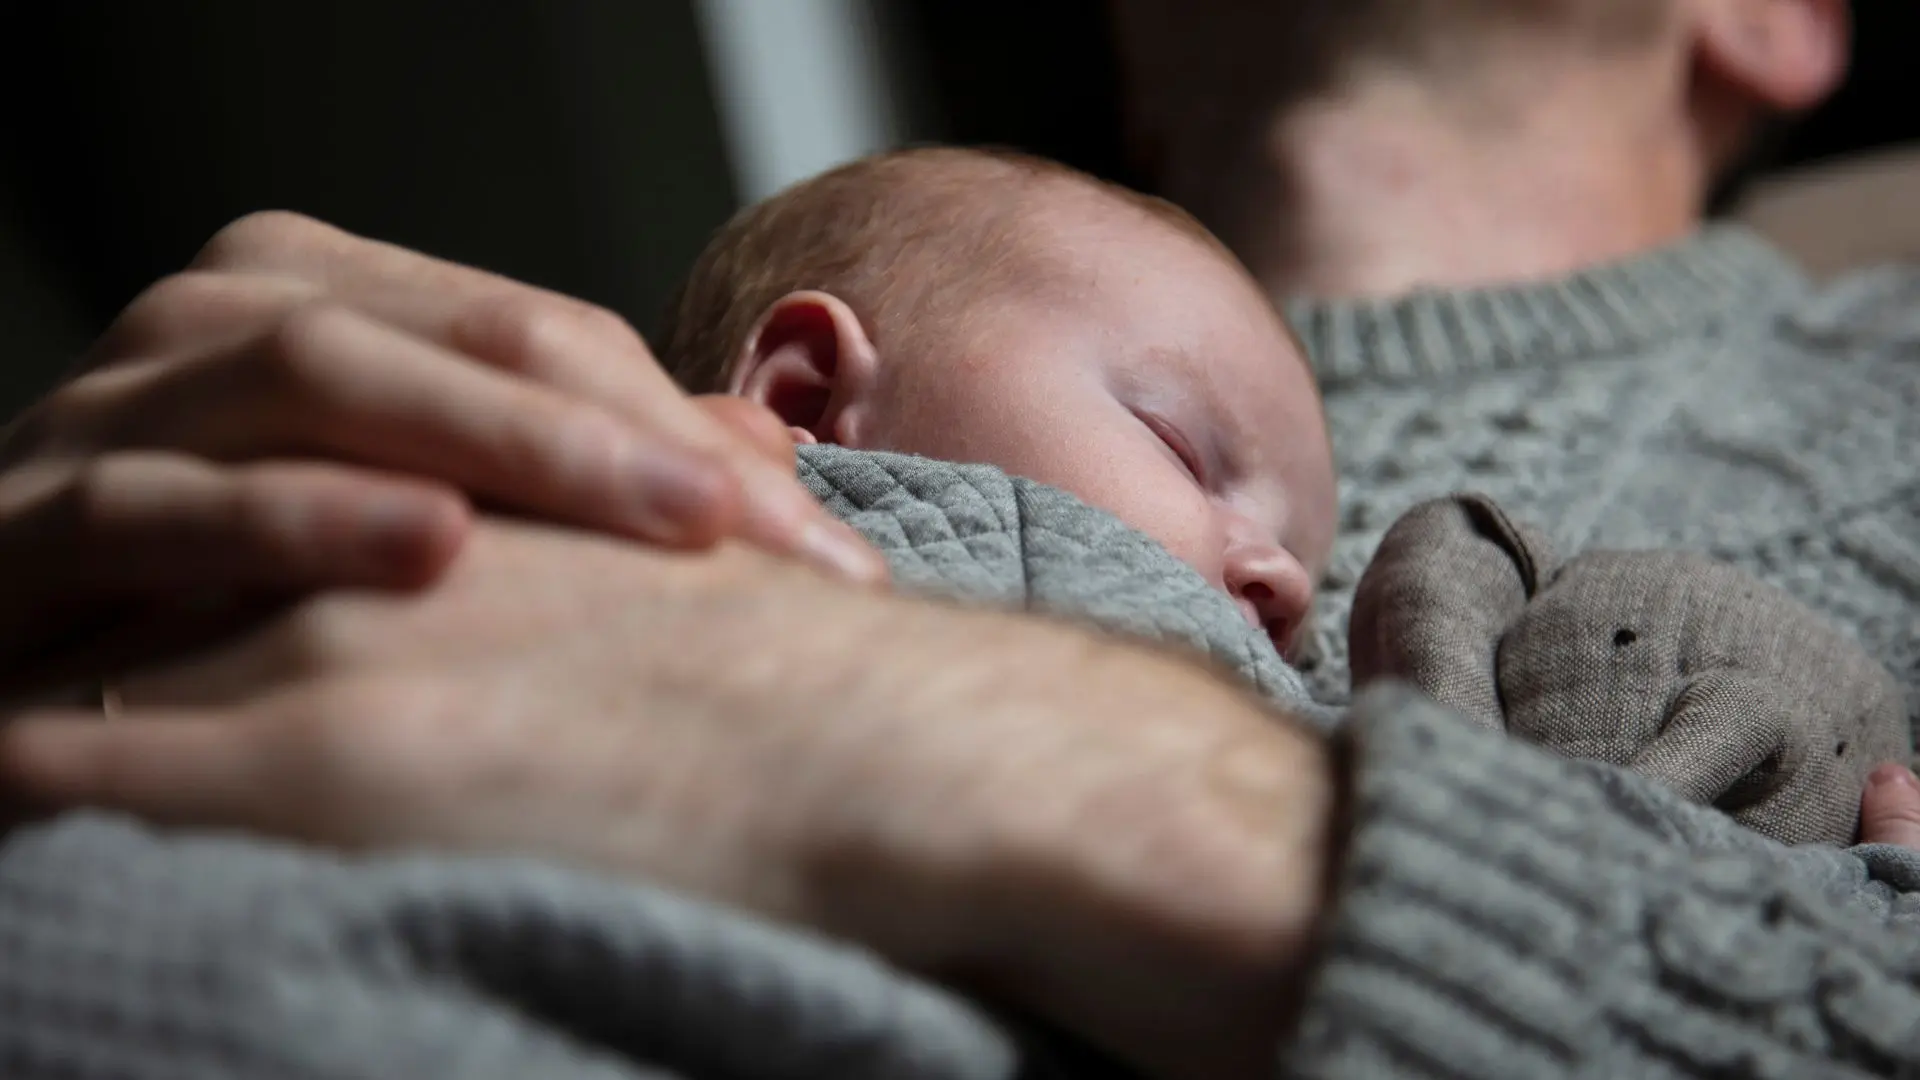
[692,0,906,203]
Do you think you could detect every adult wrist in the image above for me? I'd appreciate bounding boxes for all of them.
[976,657,1342,1080]
[796,609,1347,1079]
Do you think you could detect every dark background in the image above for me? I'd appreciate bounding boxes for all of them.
[1,1,739,413]
[3,0,1915,416]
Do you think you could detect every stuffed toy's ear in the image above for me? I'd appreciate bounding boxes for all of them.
[1454,492,1559,593]
[1349,493,1558,730]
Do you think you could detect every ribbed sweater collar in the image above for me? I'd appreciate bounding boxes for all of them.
[1286,225,1808,389]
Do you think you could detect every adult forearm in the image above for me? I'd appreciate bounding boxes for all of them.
[774,601,1345,1080]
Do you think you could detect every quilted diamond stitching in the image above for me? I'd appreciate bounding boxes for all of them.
[800,446,1316,713]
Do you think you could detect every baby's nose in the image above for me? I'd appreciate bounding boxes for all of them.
[1224,541,1314,656]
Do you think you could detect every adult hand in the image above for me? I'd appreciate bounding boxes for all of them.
[0,521,1336,1080]
[0,213,883,691]
[1860,763,1920,848]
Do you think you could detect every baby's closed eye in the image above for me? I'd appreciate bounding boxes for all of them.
[1136,410,1208,486]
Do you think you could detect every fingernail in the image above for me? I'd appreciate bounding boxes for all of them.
[1868,763,1920,792]
[797,520,888,585]
[621,447,732,543]
[358,495,441,557]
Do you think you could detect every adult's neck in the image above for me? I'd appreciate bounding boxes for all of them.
[1173,55,1712,302]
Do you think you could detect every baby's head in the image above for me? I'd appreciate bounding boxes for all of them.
[660,148,1333,653]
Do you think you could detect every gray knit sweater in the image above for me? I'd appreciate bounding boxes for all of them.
[1293,228,1920,719]
[8,233,1920,1079]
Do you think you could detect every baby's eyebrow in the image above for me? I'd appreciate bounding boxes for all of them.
[1138,345,1236,415]
[1132,344,1264,462]
[1139,341,1207,374]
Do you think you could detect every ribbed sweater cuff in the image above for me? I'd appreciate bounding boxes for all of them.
[1280,683,1912,1080]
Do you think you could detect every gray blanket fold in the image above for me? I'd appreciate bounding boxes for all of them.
[796,446,1315,713]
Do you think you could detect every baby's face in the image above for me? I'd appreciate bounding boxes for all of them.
[859,199,1335,653]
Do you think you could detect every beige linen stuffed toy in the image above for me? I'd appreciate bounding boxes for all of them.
[1349,492,1910,846]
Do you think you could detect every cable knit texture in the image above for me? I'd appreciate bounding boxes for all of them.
[1289,684,1920,1080]
[1291,228,1920,723]
[0,815,1025,1080]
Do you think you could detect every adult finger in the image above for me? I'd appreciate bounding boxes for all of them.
[0,707,299,832]
[22,274,748,558]
[1860,763,1920,848]
[192,214,711,436]
[681,398,882,582]
[694,396,797,467]
[191,214,883,581]
[82,269,317,371]
[683,400,888,580]
[0,452,469,609]
[0,698,498,852]
[120,305,742,548]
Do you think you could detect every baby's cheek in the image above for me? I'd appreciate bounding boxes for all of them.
[1124,493,1233,587]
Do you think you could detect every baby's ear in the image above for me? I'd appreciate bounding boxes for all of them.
[729,291,880,447]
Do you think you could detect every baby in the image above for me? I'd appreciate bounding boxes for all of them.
[657,147,1337,655]
[656,147,1909,847]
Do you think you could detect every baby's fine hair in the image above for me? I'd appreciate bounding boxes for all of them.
[656,146,1237,392]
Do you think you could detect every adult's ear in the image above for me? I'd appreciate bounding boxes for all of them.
[1689,0,1849,114]
[727,291,880,447]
